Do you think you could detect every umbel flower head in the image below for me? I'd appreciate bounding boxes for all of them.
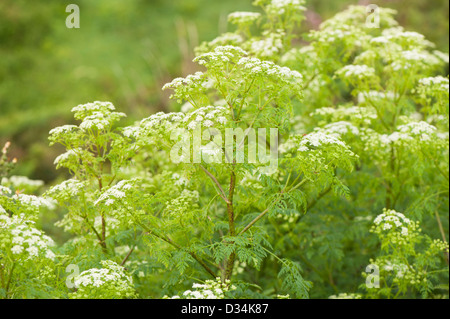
[164,277,236,299]
[0,213,56,261]
[70,260,136,299]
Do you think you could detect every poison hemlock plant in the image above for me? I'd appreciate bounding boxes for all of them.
[0,0,448,299]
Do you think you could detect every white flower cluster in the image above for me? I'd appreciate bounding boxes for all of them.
[171,173,189,187]
[94,179,135,207]
[292,130,357,178]
[53,148,96,170]
[12,193,55,210]
[418,76,449,93]
[50,102,125,142]
[79,111,126,131]
[48,125,81,146]
[162,71,208,103]
[195,33,244,56]
[228,11,261,25]
[318,121,360,137]
[368,28,445,72]
[0,212,23,228]
[390,50,435,71]
[0,213,56,260]
[311,25,363,45]
[278,137,299,154]
[1,175,44,190]
[369,36,390,45]
[167,278,236,299]
[122,125,142,140]
[182,105,228,130]
[373,209,411,234]
[266,0,306,16]
[383,260,409,278]
[297,132,346,152]
[357,91,398,104]
[312,106,377,125]
[54,149,77,166]
[0,185,11,195]
[373,257,425,286]
[72,101,115,114]
[162,72,205,91]
[46,179,87,199]
[194,46,248,68]
[367,121,440,148]
[122,112,187,145]
[75,260,133,291]
[200,143,223,159]
[210,33,244,46]
[353,49,378,65]
[433,50,449,64]
[376,121,441,146]
[373,28,433,49]
[140,112,185,133]
[379,132,412,145]
[389,30,426,44]
[193,46,303,98]
[71,101,116,120]
[336,64,376,81]
[236,56,303,91]
[319,5,397,30]
[397,121,437,141]
[249,32,284,59]
[48,125,79,140]
[405,48,436,62]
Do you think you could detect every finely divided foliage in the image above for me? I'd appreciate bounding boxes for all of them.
[0,0,448,299]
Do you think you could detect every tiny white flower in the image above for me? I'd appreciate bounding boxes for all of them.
[12,245,24,254]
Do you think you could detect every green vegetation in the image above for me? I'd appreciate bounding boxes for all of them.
[1,0,448,182]
[0,0,448,299]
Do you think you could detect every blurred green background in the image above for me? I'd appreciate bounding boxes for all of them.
[1,0,448,183]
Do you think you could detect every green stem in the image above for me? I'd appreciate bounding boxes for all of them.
[5,262,15,299]
[224,169,237,281]
[435,211,449,265]
[130,211,217,279]
[238,179,308,236]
